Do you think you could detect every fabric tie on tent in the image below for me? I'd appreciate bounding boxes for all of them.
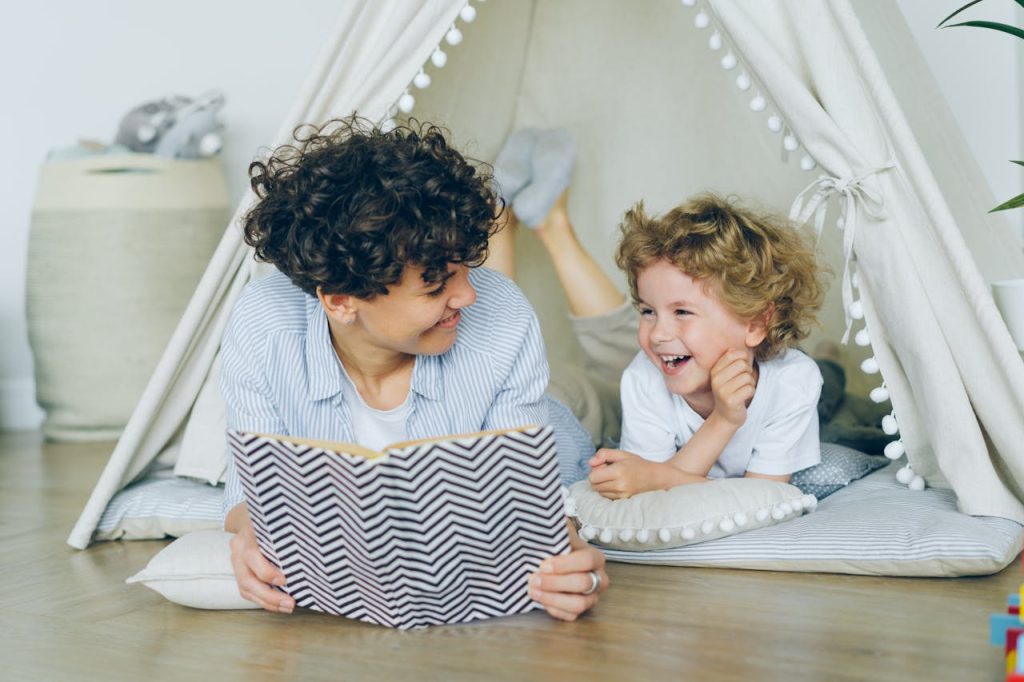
[789,162,894,342]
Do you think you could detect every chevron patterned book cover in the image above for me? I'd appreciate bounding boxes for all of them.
[229,425,570,629]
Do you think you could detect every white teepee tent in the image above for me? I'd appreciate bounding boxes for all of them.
[69,0,1024,549]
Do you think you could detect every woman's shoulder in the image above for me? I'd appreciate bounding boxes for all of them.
[462,267,536,332]
[227,271,311,341]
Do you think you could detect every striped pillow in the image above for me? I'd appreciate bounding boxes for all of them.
[597,463,1023,577]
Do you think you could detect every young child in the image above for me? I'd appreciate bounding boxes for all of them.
[587,194,825,499]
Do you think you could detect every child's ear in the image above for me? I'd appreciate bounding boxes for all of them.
[318,286,358,326]
[744,304,774,349]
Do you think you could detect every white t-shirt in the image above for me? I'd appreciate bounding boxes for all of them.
[618,348,823,478]
[339,370,411,451]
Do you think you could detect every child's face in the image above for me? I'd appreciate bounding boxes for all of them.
[635,259,766,402]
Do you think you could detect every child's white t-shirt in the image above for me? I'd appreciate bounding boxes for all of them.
[618,348,823,478]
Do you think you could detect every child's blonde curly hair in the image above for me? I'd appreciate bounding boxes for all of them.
[615,193,825,361]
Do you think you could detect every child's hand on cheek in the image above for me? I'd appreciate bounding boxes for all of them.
[709,348,757,427]
[588,449,685,499]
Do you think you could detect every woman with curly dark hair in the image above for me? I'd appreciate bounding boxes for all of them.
[220,118,607,622]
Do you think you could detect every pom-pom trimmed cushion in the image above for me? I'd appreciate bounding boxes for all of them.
[789,442,888,500]
[126,530,258,610]
[567,477,815,551]
[597,464,1024,576]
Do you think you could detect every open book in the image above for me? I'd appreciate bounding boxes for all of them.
[229,424,570,629]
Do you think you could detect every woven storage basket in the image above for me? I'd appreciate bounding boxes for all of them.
[26,153,228,440]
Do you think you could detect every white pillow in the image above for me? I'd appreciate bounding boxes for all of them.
[126,530,258,610]
[567,477,816,550]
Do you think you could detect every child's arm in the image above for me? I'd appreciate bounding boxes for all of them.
[664,349,756,477]
[589,448,708,499]
[589,349,755,499]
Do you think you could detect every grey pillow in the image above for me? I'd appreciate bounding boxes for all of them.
[790,442,888,499]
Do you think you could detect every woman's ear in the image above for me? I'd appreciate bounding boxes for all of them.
[744,304,774,349]
[318,286,358,325]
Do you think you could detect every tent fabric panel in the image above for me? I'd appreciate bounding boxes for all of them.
[68,0,465,549]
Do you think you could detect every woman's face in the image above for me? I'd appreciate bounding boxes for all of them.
[344,263,478,357]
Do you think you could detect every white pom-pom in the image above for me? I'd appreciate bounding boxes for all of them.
[896,465,915,485]
[459,5,477,22]
[783,134,799,152]
[734,512,748,527]
[801,494,817,510]
[431,49,448,68]
[445,27,463,45]
[563,495,577,517]
[755,508,769,522]
[799,155,817,171]
[749,95,767,112]
[681,526,696,540]
[884,440,905,460]
[735,72,752,91]
[380,118,397,133]
[682,0,697,6]
[771,506,785,521]
[854,328,871,347]
[909,475,926,491]
[658,528,672,543]
[860,357,879,375]
[849,300,864,320]
[779,501,794,515]
[708,32,723,50]
[413,70,432,89]
[694,11,710,28]
[619,529,634,543]
[719,518,735,533]
[767,115,782,132]
[580,525,597,541]
[721,53,737,70]
[636,529,650,544]
[869,386,890,403]
[599,528,614,544]
[700,520,715,534]
[790,498,804,512]
[882,413,899,435]
[398,92,416,114]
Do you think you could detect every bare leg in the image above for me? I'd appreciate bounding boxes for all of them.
[534,191,625,318]
[484,206,518,280]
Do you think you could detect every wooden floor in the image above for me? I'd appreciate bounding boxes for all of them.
[0,430,1015,682]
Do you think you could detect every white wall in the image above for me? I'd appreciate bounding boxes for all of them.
[2,0,1022,431]
[897,0,1024,236]
[1,1,342,430]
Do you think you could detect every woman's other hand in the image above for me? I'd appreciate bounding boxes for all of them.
[528,524,610,621]
[225,503,295,614]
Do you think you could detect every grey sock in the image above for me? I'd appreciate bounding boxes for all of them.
[492,127,539,203]
[513,128,575,228]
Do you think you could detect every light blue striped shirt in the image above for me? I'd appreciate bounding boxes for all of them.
[220,267,592,514]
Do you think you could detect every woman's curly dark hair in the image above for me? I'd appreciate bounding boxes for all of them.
[243,117,499,298]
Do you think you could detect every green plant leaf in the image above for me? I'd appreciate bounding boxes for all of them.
[942,20,1024,41]
[1011,160,1024,167]
[937,0,986,28]
[990,192,1024,212]
[1017,0,1024,12]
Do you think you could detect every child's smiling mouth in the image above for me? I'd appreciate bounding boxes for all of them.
[659,354,691,374]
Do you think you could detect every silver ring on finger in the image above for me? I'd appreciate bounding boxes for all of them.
[581,569,601,596]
